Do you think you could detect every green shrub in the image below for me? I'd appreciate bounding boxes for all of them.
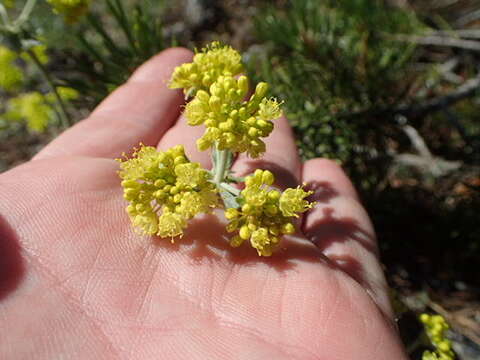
[250,0,425,176]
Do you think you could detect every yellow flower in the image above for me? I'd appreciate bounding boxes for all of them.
[45,86,79,102]
[279,187,314,217]
[0,46,23,92]
[157,211,187,239]
[185,75,282,157]
[169,41,244,96]
[226,170,314,256]
[47,0,91,23]
[119,145,219,239]
[420,313,455,360]
[5,92,52,132]
[4,86,77,132]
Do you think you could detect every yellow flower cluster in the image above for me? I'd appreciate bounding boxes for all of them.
[4,87,78,132]
[118,145,219,239]
[169,41,282,158]
[47,0,91,23]
[185,76,282,157]
[5,92,52,132]
[225,170,314,256]
[0,44,49,92]
[0,46,23,92]
[420,313,455,360]
[169,42,244,97]
[120,42,316,256]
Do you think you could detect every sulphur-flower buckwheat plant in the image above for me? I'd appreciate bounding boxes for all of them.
[420,313,455,360]
[120,42,316,256]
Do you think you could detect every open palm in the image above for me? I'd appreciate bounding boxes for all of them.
[0,48,407,360]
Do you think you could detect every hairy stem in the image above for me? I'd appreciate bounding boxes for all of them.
[219,182,240,196]
[213,148,230,184]
[0,4,9,26]
[14,0,37,29]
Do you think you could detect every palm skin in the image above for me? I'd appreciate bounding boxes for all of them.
[0,48,408,359]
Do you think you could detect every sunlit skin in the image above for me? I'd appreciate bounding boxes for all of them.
[0,48,408,359]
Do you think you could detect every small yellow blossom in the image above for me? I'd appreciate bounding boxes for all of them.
[279,187,313,217]
[169,41,244,96]
[5,92,52,132]
[0,46,23,91]
[45,86,79,102]
[47,0,91,23]
[226,170,314,256]
[4,87,78,132]
[420,313,455,360]
[118,145,219,239]
[185,75,282,157]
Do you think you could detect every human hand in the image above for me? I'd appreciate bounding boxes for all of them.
[0,48,408,359]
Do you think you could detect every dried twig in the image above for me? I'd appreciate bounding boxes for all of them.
[428,300,480,346]
[395,34,480,51]
[393,74,480,118]
[431,29,480,40]
[395,124,462,177]
[343,73,480,121]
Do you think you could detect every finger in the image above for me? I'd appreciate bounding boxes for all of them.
[301,158,394,320]
[232,116,301,189]
[34,48,193,160]
[157,114,212,169]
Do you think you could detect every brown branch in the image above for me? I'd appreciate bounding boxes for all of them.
[342,73,480,121]
[392,74,480,118]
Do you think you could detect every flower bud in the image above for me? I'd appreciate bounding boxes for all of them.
[255,82,269,98]
[237,75,248,97]
[225,208,239,219]
[262,170,274,185]
[239,225,251,240]
[281,223,295,235]
[230,235,244,247]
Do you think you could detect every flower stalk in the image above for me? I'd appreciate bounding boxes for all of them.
[213,147,230,185]
[25,48,71,128]
[14,0,38,29]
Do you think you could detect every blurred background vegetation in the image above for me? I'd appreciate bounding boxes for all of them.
[1,0,479,358]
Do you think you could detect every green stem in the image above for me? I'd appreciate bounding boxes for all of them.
[26,48,71,128]
[227,175,246,183]
[220,182,240,196]
[213,148,229,184]
[13,0,37,29]
[0,4,9,26]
